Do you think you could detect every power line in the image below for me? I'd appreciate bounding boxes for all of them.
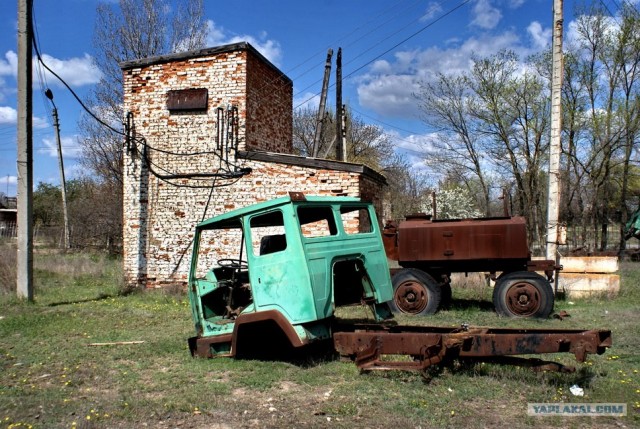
[293,0,472,110]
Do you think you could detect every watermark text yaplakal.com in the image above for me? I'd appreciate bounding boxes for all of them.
[528,403,627,417]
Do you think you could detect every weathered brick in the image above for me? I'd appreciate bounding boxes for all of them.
[121,42,386,288]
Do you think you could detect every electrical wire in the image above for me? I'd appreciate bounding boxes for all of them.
[31,5,54,126]
[245,0,429,113]
[293,0,473,110]
[28,0,471,187]
[31,1,253,184]
[290,0,455,102]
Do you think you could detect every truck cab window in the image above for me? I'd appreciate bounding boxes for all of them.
[297,206,337,238]
[250,210,287,256]
[340,206,372,234]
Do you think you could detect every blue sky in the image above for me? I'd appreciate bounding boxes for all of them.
[0,0,573,196]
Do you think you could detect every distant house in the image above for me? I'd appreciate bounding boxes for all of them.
[0,196,17,236]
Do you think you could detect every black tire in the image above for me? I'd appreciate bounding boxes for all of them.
[389,269,441,316]
[492,271,554,318]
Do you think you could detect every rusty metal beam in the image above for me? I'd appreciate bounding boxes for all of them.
[333,324,612,372]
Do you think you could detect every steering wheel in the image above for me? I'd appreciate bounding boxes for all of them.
[217,258,248,270]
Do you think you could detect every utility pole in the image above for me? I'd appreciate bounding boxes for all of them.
[17,0,34,301]
[335,48,344,161]
[45,89,70,250]
[312,48,333,158]
[546,0,563,283]
[340,106,347,162]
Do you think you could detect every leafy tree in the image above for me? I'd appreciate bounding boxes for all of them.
[32,179,123,251]
[417,73,491,216]
[33,182,62,227]
[417,50,550,247]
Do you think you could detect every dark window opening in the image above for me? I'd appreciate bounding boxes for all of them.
[167,88,208,112]
[250,211,287,256]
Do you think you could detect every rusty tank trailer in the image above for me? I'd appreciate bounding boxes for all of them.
[383,214,558,318]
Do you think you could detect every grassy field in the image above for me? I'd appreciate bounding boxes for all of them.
[0,245,638,428]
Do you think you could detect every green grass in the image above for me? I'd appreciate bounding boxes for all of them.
[0,251,639,428]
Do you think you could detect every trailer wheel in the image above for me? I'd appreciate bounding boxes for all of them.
[389,269,441,315]
[493,271,554,318]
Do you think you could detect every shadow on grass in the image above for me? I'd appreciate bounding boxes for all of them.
[47,288,138,307]
[235,339,339,369]
[445,298,496,312]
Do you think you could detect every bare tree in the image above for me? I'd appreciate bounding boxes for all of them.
[293,106,419,220]
[563,4,640,251]
[293,106,327,156]
[78,0,207,246]
[294,106,396,169]
[416,73,491,215]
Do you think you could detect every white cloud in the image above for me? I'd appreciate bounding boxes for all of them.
[39,135,82,158]
[205,20,283,67]
[357,32,523,117]
[388,130,440,176]
[0,175,16,185]
[33,115,49,129]
[471,0,502,30]
[0,50,101,87]
[0,106,48,128]
[527,21,551,49]
[0,106,17,124]
[293,91,320,110]
[420,2,443,22]
[36,53,101,87]
[392,131,435,156]
[357,74,422,118]
[0,52,19,102]
[0,51,17,76]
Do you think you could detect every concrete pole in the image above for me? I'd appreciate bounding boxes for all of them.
[312,48,333,157]
[546,0,563,267]
[17,0,34,301]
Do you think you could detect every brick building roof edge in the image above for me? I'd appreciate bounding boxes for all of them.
[238,150,388,186]
[119,41,292,85]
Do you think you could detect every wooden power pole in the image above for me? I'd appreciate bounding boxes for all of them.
[312,48,333,157]
[335,48,344,161]
[46,89,71,250]
[17,0,34,301]
[546,0,563,269]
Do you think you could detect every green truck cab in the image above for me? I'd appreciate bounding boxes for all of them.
[188,193,393,358]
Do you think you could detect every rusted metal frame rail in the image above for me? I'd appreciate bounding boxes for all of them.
[333,324,612,372]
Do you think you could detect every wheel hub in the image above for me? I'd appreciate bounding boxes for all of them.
[505,282,541,316]
[394,281,428,314]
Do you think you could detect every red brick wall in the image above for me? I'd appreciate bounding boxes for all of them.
[245,54,292,152]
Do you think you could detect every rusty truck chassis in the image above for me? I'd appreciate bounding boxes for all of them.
[333,323,611,373]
